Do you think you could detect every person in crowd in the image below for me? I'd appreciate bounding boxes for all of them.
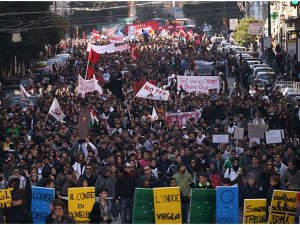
[261,159,277,194]
[46,199,58,224]
[273,154,288,178]
[197,172,213,189]
[55,163,78,198]
[89,188,112,224]
[115,163,137,224]
[2,189,33,224]
[239,173,262,208]
[52,200,76,224]
[224,157,243,185]
[281,160,300,190]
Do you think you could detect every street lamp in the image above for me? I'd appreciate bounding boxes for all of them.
[279,14,286,51]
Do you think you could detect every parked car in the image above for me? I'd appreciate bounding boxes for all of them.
[1,78,33,91]
[55,54,71,65]
[1,93,44,108]
[47,58,64,68]
[248,67,274,83]
[32,61,53,75]
[252,71,276,86]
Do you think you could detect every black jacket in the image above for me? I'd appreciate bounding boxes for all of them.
[89,201,112,224]
[3,205,33,224]
[115,172,137,198]
[239,184,262,208]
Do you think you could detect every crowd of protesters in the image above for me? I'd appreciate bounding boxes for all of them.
[0,27,300,224]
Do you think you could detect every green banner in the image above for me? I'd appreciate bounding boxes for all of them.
[190,189,216,224]
[133,188,155,224]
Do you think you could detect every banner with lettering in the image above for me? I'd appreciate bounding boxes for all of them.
[194,61,214,75]
[31,187,55,224]
[87,43,129,54]
[133,80,156,94]
[243,199,266,224]
[136,82,170,101]
[153,187,182,224]
[248,124,269,139]
[177,75,220,94]
[268,190,297,224]
[133,188,155,224]
[68,187,96,224]
[77,75,103,97]
[0,188,12,208]
[165,111,201,126]
[216,186,239,224]
[190,189,216,224]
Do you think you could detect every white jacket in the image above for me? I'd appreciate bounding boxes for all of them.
[224,167,242,186]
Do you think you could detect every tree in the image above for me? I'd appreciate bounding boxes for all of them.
[0,2,69,75]
[233,17,257,46]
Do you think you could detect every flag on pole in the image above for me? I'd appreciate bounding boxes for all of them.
[88,48,100,65]
[130,44,139,61]
[83,30,86,41]
[136,81,169,101]
[20,84,33,105]
[87,64,95,79]
[152,107,158,121]
[49,98,65,122]
[92,28,100,39]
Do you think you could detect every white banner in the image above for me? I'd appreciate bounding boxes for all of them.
[49,97,65,122]
[212,135,229,143]
[20,84,33,106]
[165,111,201,126]
[194,60,214,75]
[177,75,220,94]
[87,43,129,54]
[77,75,103,97]
[265,130,282,144]
[136,81,169,101]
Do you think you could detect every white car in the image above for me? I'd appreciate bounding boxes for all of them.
[47,58,64,68]
[55,54,71,65]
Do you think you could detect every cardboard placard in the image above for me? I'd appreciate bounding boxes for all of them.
[268,190,297,224]
[213,135,229,143]
[265,130,282,144]
[190,189,216,224]
[0,188,12,208]
[68,187,96,224]
[248,124,269,139]
[32,187,55,224]
[243,199,266,224]
[133,188,155,224]
[234,127,244,140]
[153,187,182,224]
[216,186,239,224]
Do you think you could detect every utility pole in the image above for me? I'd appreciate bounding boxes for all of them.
[268,1,271,37]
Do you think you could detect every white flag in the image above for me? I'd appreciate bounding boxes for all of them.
[20,84,33,105]
[77,75,103,97]
[136,81,169,101]
[152,107,158,121]
[49,98,65,122]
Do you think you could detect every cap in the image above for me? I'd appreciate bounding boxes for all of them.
[7,175,20,184]
[182,126,187,129]
[125,163,132,168]
[182,135,189,140]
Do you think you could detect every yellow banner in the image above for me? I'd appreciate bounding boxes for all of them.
[268,190,297,224]
[243,199,266,224]
[0,188,12,208]
[153,187,182,224]
[68,187,96,224]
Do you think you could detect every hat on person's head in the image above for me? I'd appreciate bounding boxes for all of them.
[182,135,189,140]
[125,163,132,168]
[247,173,256,180]
[7,175,20,185]
[181,126,187,129]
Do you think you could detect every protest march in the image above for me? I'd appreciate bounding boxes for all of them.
[1,2,300,224]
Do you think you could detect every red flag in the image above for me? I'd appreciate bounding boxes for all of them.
[92,28,100,39]
[195,35,201,46]
[130,44,139,61]
[88,48,100,65]
[83,31,86,41]
[133,80,156,94]
[87,65,95,79]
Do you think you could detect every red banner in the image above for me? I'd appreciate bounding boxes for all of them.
[125,21,160,33]
[87,65,95,79]
[88,48,100,65]
[133,80,156,94]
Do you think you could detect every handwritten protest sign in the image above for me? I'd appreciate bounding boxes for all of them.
[32,187,55,224]
[0,188,12,208]
[268,190,297,224]
[153,187,182,224]
[68,187,96,224]
[248,124,269,139]
[213,135,229,143]
[243,199,266,224]
[165,111,201,126]
[216,186,239,224]
[265,130,282,144]
[190,189,216,224]
[136,82,169,101]
[133,80,156,94]
[194,61,214,75]
[133,188,155,224]
[234,127,244,140]
[177,75,220,94]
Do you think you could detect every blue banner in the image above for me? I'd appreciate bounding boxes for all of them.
[216,186,239,224]
[31,187,55,224]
